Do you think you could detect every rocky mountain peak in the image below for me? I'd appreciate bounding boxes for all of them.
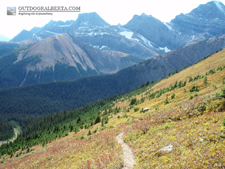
[72,12,110,29]
[213,1,225,16]
[41,20,74,31]
[124,13,178,50]
[188,1,225,20]
[10,29,33,42]
[169,1,225,42]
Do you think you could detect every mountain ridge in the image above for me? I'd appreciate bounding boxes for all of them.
[9,1,225,52]
[169,1,225,41]
[0,33,149,88]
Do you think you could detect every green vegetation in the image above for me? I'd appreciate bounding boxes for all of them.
[87,130,91,136]
[222,86,225,98]
[164,95,169,104]
[147,80,186,101]
[189,85,199,92]
[0,122,14,140]
[215,85,225,99]
[134,107,140,112]
[130,98,137,105]
[171,93,175,99]
[0,43,20,57]
[0,94,120,157]
[204,76,208,84]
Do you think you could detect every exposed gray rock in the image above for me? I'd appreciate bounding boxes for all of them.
[124,14,181,50]
[169,1,225,42]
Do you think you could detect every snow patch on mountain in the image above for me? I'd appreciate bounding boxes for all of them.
[119,31,139,41]
[119,31,133,39]
[58,24,72,27]
[87,32,94,36]
[45,31,58,35]
[87,31,109,36]
[137,34,154,48]
[158,46,171,53]
[132,38,139,42]
[92,45,100,49]
[35,34,42,41]
[214,1,225,15]
[82,22,89,25]
[100,46,109,50]
[164,23,173,31]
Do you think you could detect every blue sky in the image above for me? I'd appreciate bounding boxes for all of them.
[1,0,225,39]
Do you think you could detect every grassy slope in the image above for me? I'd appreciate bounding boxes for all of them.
[1,49,225,168]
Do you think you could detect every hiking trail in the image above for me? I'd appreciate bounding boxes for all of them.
[116,132,135,169]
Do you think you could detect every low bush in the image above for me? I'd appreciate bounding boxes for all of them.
[189,85,199,92]
[134,107,140,112]
[171,93,175,99]
[130,98,137,105]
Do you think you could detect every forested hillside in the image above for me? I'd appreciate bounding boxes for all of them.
[1,47,225,168]
[0,34,224,126]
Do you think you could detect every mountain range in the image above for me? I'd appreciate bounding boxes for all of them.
[11,1,225,50]
[0,1,225,89]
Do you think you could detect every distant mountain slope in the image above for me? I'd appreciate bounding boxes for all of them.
[124,14,180,50]
[10,30,33,42]
[169,1,225,41]
[72,25,159,58]
[9,1,225,57]
[0,41,20,56]
[120,34,225,86]
[0,33,145,88]
[124,1,225,51]
[11,12,109,43]
[9,12,158,59]
[70,12,110,29]
[0,34,224,116]
[40,12,109,33]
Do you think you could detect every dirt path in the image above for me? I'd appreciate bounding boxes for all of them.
[116,132,135,169]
